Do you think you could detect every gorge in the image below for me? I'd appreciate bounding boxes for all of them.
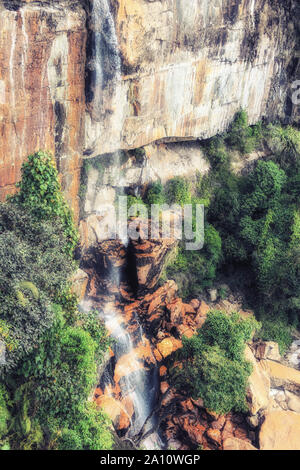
[0,0,300,452]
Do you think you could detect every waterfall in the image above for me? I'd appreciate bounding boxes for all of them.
[83,3,161,445]
[86,0,121,110]
[100,307,160,443]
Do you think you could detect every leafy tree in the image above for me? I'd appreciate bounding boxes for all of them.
[9,151,79,257]
[170,312,260,414]
[0,203,75,375]
[226,110,262,154]
[165,177,191,206]
[146,182,166,206]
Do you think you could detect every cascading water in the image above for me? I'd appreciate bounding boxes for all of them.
[86,0,121,113]
[83,0,163,449]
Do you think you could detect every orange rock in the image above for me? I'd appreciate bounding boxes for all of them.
[160,366,167,376]
[190,299,200,310]
[167,298,184,324]
[206,428,222,447]
[157,338,174,358]
[211,415,226,430]
[197,300,210,317]
[183,303,196,314]
[181,399,195,412]
[181,420,206,445]
[206,409,220,421]
[134,339,156,365]
[234,427,249,440]
[177,324,195,339]
[154,348,163,362]
[95,396,130,430]
[148,295,163,315]
[160,381,170,394]
[109,347,114,358]
[259,410,300,450]
[191,397,204,408]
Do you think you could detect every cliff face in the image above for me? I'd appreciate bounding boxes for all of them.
[86,0,298,155]
[0,0,298,213]
[0,0,86,216]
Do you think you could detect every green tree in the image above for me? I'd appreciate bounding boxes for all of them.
[170,312,260,414]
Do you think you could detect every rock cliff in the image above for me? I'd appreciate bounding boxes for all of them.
[0,0,299,215]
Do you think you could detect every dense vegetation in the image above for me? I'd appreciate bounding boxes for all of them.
[144,111,300,353]
[0,152,113,450]
[170,311,260,414]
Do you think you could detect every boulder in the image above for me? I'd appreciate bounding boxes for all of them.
[157,337,182,359]
[206,428,222,447]
[194,300,210,328]
[260,360,300,394]
[259,410,300,450]
[130,218,177,293]
[285,391,300,413]
[167,298,184,324]
[95,396,131,431]
[223,437,257,451]
[71,268,88,301]
[245,345,270,416]
[254,341,281,361]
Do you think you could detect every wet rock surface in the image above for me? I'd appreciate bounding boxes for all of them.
[79,230,300,449]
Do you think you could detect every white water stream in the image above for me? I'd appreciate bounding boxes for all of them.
[83,1,162,448]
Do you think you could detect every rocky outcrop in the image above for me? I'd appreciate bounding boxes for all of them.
[0,0,86,218]
[245,345,270,416]
[129,218,178,294]
[1,0,298,214]
[259,410,300,450]
[260,359,300,394]
[223,437,257,451]
[70,268,89,301]
[86,0,299,156]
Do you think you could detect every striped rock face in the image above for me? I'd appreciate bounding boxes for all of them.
[0,0,298,216]
[0,1,86,218]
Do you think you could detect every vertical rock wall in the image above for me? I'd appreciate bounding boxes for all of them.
[0,0,86,218]
[0,0,298,215]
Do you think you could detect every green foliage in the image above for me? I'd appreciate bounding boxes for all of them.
[0,154,113,450]
[146,182,166,206]
[56,403,113,450]
[0,385,10,440]
[170,312,260,414]
[256,317,292,355]
[206,120,300,337]
[204,136,230,172]
[0,203,75,374]
[266,124,300,174]
[9,151,79,257]
[166,224,222,297]
[5,304,112,450]
[165,177,191,206]
[226,110,262,154]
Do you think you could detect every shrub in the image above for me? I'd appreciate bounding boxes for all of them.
[165,177,191,206]
[57,403,113,450]
[205,136,230,171]
[0,385,10,440]
[0,203,75,375]
[165,223,222,296]
[9,151,79,257]
[256,317,292,355]
[146,181,166,206]
[266,125,300,174]
[10,305,112,449]
[170,312,260,414]
[226,110,262,154]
